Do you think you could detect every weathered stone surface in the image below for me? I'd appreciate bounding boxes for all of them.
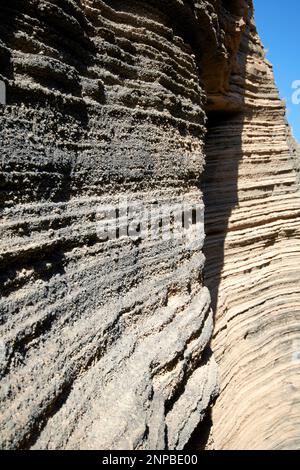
[0,0,218,450]
[202,3,300,449]
[0,0,299,450]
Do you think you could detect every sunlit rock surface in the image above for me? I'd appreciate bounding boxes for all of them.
[0,0,299,450]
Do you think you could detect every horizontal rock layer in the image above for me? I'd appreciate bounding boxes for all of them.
[203,6,300,449]
[0,0,221,450]
[0,0,299,450]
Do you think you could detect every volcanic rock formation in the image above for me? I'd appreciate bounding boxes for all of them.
[0,0,300,450]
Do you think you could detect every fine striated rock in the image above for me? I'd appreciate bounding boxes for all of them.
[202,6,300,449]
[0,0,299,450]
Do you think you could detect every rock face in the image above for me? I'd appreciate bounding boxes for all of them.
[203,27,300,450]
[0,0,299,450]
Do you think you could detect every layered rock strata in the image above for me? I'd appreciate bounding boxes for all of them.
[203,15,300,449]
[0,0,299,450]
[0,0,219,450]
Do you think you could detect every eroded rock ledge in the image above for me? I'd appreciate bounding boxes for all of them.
[0,0,299,450]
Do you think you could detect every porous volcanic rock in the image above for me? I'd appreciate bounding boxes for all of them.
[0,0,299,450]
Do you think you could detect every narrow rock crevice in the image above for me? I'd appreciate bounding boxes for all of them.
[0,0,300,450]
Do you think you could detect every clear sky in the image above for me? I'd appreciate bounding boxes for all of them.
[254,0,300,143]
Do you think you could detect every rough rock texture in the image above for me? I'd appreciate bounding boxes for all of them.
[203,14,300,449]
[0,0,299,450]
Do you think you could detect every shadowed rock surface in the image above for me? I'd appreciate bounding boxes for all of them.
[0,0,299,450]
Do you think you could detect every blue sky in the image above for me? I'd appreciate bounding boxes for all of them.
[254,0,300,143]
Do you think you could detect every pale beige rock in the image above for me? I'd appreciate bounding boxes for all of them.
[0,0,299,450]
[203,3,300,449]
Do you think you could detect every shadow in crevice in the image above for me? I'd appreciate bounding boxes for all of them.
[184,406,214,451]
[201,4,251,316]
[202,110,244,315]
[184,110,245,451]
[186,6,252,449]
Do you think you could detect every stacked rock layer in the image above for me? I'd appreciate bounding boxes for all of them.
[203,8,300,449]
[0,0,299,450]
